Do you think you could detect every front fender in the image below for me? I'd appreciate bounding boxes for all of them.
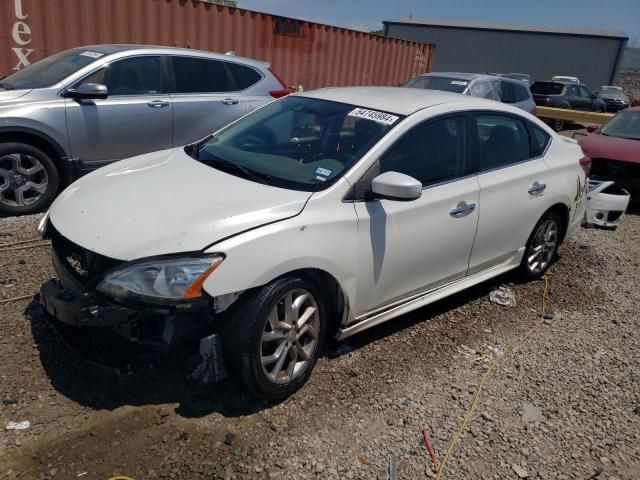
[201,199,359,319]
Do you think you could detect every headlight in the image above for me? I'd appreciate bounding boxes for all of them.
[97,255,224,302]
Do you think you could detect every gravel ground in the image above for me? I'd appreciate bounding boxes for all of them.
[617,71,640,100]
[0,209,639,480]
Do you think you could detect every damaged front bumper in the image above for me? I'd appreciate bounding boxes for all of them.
[39,278,228,384]
[584,179,630,229]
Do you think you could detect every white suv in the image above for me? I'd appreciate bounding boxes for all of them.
[40,87,588,400]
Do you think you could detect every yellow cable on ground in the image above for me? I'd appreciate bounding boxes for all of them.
[0,242,50,253]
[0,293,36,305]
[435,275,550,480]
[0,237,43,248]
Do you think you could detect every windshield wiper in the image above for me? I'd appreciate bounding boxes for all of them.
[0,83,14,90]
[203,158,273,184]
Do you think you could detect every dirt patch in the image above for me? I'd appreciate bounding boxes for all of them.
[1,213,639,479]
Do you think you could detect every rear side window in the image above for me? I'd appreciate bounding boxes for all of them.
[500,81,515,103]
[476,114,531,171]
[227,62,262,90]
[378,116,468,187]
[172,57,234,93]
[513,84,530,102]
[531,126,551,156]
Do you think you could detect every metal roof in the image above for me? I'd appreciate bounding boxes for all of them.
[384,18,628,40]
[298,86,499,116]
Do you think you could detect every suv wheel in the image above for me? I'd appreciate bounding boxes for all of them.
[222,276,327,400]
[519,211,561,280]
[0,142,59,216]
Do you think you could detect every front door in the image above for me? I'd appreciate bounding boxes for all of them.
[65,55,173,164]
[353,114,480,315]
[468,113,550,273]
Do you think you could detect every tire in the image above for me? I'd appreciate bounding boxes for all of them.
[551,105,569,132]
[0,142,59,216]
[519,211,562,280]
[222,276,327,400]
[595,106,605,113]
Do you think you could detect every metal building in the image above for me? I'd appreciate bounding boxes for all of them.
[384,18,628,89]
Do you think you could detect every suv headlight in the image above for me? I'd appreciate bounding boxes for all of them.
[97,255,224,303]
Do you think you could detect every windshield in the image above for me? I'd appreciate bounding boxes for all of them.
[189,96,402,191]
[404,75,468,94]
[599,111,640,140]
[0,48,104,90]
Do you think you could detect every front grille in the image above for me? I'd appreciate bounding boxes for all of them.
[50,225,122,287]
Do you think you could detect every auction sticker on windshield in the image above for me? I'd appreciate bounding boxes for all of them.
[80,51,105,59]
[348,108,399,125]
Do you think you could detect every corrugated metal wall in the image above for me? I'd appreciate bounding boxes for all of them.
[385,23,625,90]
[0,0,434,89]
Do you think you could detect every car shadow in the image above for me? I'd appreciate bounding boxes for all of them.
[28,270,516,419]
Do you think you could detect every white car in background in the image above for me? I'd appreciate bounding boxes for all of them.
[552,75,581,84]
[39,87,588,400]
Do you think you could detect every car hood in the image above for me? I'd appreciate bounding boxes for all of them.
[49,148,313,260]
[579,133,640,164]
[0,88,31,102]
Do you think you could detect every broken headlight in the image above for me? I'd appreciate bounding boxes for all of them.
[97,255,224,303]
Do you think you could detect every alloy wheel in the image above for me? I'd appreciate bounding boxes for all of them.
[526,219,558,275]
[0,153,49,207]
[260,288,320,384]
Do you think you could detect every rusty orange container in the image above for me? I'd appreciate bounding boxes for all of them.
[0,0,434,89]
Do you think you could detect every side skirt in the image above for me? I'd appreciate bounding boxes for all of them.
[337,252,522,341]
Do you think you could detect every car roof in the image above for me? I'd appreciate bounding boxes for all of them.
[69,44,270,68]
[297,86,504,116]
[418,72,492,81]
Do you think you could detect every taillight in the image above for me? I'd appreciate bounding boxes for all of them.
[269,89,290,98]
[268,67,290,98]
[579,156,592,176]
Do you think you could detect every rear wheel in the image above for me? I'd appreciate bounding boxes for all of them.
[519,212,561,280]
[222,276,327,400]
[0,142,59,216]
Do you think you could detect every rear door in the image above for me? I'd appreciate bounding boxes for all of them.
[468,113,550,273]
[65,55,173,163]
[169,56,250,146]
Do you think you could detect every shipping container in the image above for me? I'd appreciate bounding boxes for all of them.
[0,0,434,89]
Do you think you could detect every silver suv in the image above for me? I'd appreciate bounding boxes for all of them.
[404,72,536,115]
[0,45,289,216]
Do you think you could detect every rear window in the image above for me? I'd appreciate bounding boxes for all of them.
[500,81,515,103]
[227,62,262,90]
[404,75,468,94]
[531,126,551,156]
[530,82,564,95]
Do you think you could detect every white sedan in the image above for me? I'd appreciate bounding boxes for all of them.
[40,87,588,400]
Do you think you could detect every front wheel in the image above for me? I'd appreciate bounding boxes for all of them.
[0,142,59,216]
[519,212,561,280]
[222,276,327,400]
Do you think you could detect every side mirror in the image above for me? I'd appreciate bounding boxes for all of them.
[586,124,598,133]
[66,83,108,100]
[371,171,422,201]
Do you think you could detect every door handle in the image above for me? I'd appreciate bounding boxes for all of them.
[147,100,170,108]
[222,98,239,105]
[449,201,476,217]
[528,182,547,196]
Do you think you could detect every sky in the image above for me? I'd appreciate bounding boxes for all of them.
[238,0,640,47]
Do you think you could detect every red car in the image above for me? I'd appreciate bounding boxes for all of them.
[579,107,640,198]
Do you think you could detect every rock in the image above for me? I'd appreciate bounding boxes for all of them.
[480,412,494,422]
[521,403,544,422]
[224,432,236,446]
[511,464,528,478]
[266,467,282,479]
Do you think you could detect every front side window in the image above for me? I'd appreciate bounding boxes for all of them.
[172,57,233,93]
[189,96,402,191]
[378,116,468,186]
[578,86,592,98]
[79,56,164,96]
[476,114,531,171]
